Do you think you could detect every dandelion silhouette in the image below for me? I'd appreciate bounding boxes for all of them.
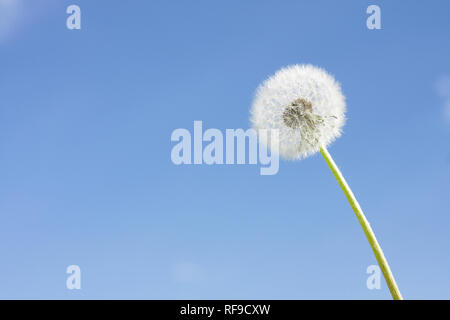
[251,64,403,300]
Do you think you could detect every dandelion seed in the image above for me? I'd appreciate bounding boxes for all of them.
[251,64,346,160]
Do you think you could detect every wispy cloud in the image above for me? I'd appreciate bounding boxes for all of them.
[436,75,450,125]
[171,262,204,283]
[0,0,23,43]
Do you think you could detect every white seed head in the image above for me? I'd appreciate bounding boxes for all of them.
[251,64,346,160]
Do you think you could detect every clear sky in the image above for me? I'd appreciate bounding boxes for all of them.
[1,0,449,299]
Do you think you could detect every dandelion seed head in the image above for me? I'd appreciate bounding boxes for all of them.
[251,64,346,160]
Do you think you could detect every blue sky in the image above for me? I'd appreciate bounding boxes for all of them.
[0,0,449,299]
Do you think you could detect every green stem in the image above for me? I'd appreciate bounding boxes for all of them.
[319,146,403,300]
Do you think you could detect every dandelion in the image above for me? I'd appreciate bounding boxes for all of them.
[251,64,403,300]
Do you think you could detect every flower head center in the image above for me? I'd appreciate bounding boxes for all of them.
[282,98,313,129]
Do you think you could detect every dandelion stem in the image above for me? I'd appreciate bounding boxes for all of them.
[319,146,403,300]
